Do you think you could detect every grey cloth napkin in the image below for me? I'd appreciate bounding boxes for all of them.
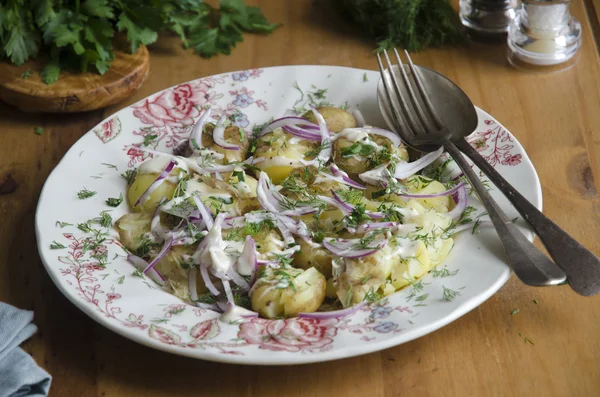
[0,303,51,397]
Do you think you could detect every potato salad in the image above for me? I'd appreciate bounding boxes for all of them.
[116,106,470,321]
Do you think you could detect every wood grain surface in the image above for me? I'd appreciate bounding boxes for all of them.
[0,44,149,113]
[0,1,599,396]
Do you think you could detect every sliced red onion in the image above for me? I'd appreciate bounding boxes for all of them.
[299,302,367,319]
[311,106,332,164]
[394,147,444,180]
[397,181,465,199]
[226,267,250,291]
[127,254,165,286]
[143,235,173,275]
[256,171,281,212]
[330,164,366,189]
[357,221,400,233]
[336,127,402,147]
[259,116,318,137]
[447,182,468,220]
[188,268,199,301]
[330,190,384,219]
[200,260,220,296]
[237,236,257,277]
[212,115,240,150]
[222,279,235,305]
[188,107,212,151]
[134,159,177,207]
[150,200,171,240]
[352,109,366,127]
[282,125,322,141]
[192,194,214,230]
[359,164,389,187]
[323,237,387,258]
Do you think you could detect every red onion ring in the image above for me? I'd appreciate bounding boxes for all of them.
[134,159,177,207]
[394,147,444,179]
[143,235,173,275]
[192,194,214,230]
[323,237,387,258]
[447,182,468,220]
[188,107,212,151]
[226,268,250,291]
[237,236,257,277]
[259,116,318,137]
[282,125,322,141]
[330,190,384,219]
[200,260,220,296]
[212,115,240,150]
[330,164,366,189]
[222,279,235,305]
[127,254,165,286]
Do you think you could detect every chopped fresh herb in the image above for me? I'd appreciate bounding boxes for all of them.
[372,189,388,200]
[106,193,124,207]
[132,268,145,278]
[172,175,190,199]
[442,285,460,302]
[434,265,459,278]
[77,188,96,200]
[238,128,246,142]
[472,219,483,234]
[252,118,274,135]
[245,219,276,236]
[363,288,381,303]
[415,293,429,302]
[50,241,66,249]
[511,308,520,315]
[363,73,368,82]
[304,140,332,159]
[336,189,363,205]
[143,134,159,146]
[55,221,73,228]
[21,69,33,79]
[34,127,44,135]
[121,168,137,185]
[511,217,519,223]
[232,170,245,182]
[343,203,371,229]
[345,287,353,307]
[312,229,325,243]
[77,222,92,233]
[136,239,159,258]
[117,275,125,285]
[524,337,535,345]
[90,211,112,228]
[533,299,538,304]
[101,163,118,171]
[197,293,218,304]
[340,142,376,158]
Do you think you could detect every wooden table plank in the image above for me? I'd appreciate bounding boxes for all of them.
[0,1,599,396]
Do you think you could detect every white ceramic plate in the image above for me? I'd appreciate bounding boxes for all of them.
[36,65,540,365]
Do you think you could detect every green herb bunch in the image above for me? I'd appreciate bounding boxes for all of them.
[339,0,463,52]
[0,0,279,84]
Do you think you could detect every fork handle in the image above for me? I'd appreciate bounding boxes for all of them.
[455,139,600,296]
[444,142,567,287]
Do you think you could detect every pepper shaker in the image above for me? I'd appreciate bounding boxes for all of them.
[507,0,582,68]
[460,0,517,37]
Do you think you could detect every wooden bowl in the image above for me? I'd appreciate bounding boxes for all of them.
[0,45,150,113]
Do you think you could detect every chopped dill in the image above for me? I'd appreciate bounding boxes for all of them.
[77,188,96,199]
[50,241,66,249]
[121,169,137,185]
[106,193,124,207]
[442,286,460,302]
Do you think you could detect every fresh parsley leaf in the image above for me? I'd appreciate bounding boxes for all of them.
[143,133,159,146]
[106,193,123,207]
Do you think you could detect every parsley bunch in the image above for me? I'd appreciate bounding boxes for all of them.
[339,0,463,52]
[0,0,279,84]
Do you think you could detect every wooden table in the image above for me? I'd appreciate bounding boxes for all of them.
[1,1,599,396]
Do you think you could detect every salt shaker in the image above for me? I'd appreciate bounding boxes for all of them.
[507,0,582,68]
[460,0,517,37]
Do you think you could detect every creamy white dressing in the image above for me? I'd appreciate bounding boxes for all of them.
[193,222,236,274]
[259,155,304,169]
[219,305,257,323]
[235,181,252,194]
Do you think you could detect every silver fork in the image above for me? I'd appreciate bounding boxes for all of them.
[377,49,567,287]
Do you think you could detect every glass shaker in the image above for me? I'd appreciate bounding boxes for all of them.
[460,0,518,37]
[507,0,582,68]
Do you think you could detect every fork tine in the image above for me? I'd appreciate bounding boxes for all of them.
[376,52,411,136]
[382,50,425,135]
[392,48,437,133]
[402,49,443,130]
